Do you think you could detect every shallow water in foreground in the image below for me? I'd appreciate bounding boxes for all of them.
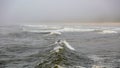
[0,25,120,68]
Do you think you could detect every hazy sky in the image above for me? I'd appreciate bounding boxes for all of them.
[0,0,120,24]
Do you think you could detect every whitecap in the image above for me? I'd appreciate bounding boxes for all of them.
[22,25,62,33]
[52,46,63,53]
[49,31,62,35]
[54,40,75,51]
[98,30,118,34]
[61,40,75,51]
[57,27,95,32]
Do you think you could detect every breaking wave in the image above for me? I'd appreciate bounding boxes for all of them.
[21,25,97,34]
[97,30,118,34]
[0,25,120,68]
[35,40,94,68]
[22,25,120,34]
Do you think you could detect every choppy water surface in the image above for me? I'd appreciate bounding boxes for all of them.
[0,25,120,68]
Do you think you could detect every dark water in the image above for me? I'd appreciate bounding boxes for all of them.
[0,25,120,68]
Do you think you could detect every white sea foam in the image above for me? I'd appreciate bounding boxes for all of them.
[22,25,62,33]
[23,25,62,29]
[22,25,120,33]
[98,30,118,34]
[62,40,75,51]
[53,46,63,53]
[49,31,62,35]
[22,25,97,32]
[51,40,75,53]
[23,25,47,28]
[54,40,75,51]
[57,27,95,32]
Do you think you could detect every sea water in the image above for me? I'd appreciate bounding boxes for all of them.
[0,25,120,68]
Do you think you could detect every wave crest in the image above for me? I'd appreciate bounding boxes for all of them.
[35,40,93,68]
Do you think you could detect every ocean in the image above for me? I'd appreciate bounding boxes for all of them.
[0,24,120,68]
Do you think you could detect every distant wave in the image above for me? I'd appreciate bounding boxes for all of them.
[21,25,120,35]
[23,25,62,30]
[22,25,96,33]
[57,27,95,32]
[97,30,118,34]
[22,25,62,34]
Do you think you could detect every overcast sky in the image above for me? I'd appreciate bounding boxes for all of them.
[0,0,120,24]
